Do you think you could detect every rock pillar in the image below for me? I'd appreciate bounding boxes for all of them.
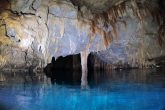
[80,51,89,89]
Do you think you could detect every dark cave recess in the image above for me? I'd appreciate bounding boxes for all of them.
[43,53,102,85]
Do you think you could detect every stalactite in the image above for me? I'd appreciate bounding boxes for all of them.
[60,18,65,38]
[77,0,164,55]
[0,73,5,82]
[80,50,89,89]
[0,55,6,68]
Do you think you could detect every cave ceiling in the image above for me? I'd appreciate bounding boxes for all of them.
[70,0,123,13]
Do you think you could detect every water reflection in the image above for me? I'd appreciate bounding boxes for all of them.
[0,68,165,110]
[44,56,81,85]
[1,68,165,86]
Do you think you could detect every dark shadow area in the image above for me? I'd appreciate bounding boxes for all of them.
[0,0,10,10]
[87,53,96,84]
[0,103,7,110]
[0,103,17,110]
[44,54,82,85]
[43,53,106,85]
[148,55,165,67]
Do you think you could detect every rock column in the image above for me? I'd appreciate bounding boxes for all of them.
[80,51,89,89]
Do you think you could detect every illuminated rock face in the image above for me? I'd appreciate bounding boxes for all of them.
[0,0,165,70]
[0,0,105,69]
[97,16,165,67]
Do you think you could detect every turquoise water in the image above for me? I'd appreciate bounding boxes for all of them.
[0,69,165,110]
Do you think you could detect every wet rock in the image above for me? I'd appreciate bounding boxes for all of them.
[6,28,17,38]
[11,0,35,14]
[36,5,48,23]
[32,0,42,10]
[0,0,165,70]
[48,1,77,19]
[0,73,5,82]
[96,16,165,67]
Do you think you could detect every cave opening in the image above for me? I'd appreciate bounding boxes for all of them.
[43,53,103,85]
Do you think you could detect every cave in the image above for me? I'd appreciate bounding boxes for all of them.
[44,54,82,85]
[0,0,165,109]
[43,53,104,86]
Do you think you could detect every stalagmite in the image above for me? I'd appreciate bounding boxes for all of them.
[0,73,5,82]
[80,51,89,89]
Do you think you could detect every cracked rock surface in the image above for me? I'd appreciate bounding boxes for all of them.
[0,0,165,70]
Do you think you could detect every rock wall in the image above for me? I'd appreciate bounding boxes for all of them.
[0,0,165,70]
[0,0,105,70]
[97,16,165,68]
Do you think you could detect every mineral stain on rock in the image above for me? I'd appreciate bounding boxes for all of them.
[0,0,165,84]
[0,0,10,10]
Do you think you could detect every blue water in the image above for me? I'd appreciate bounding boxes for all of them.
[0,69,165,110]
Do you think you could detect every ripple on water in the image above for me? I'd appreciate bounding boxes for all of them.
[0,69,165,110]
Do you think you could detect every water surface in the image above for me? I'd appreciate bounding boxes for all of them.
[0,68,165,110]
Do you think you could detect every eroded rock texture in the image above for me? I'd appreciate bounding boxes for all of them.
[0,0,165,70]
